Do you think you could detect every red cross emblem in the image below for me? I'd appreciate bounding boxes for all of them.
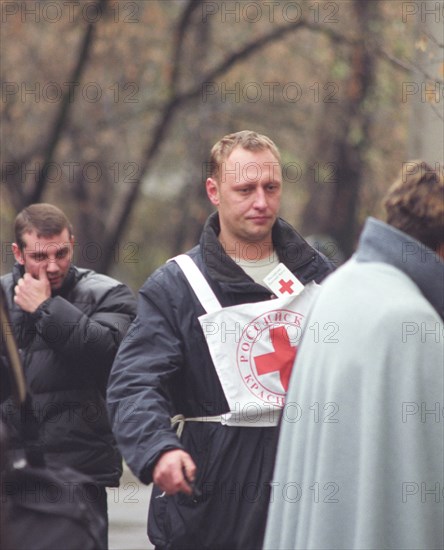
[278,279,294,295]
[254,326,297,391]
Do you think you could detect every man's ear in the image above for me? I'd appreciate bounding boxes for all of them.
[12,243,25,265]
[206,178,220,207]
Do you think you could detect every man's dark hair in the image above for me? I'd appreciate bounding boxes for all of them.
[14,203,73,250]
[384,160,444,251]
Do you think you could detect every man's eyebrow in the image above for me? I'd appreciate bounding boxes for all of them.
[25,251,47,257]
[25,244,70,255]
[55,246,70,254]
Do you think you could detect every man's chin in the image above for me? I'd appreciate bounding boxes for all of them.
[245,222,274,238]
[240,228,274,247]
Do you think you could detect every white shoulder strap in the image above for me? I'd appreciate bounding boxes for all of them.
[170,254,222,314]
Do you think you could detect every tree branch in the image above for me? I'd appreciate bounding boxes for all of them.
[27,0,107,205]
[97,15,415,272]
[171,0,204,92]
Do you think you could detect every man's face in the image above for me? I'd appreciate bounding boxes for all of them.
[12,228,74,291]
[206,146,282,256]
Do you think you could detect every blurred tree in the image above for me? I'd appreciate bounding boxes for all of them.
[170,4,215,255]
[0,0,427,289]
[408,0,444,164]
[302,0,380,257]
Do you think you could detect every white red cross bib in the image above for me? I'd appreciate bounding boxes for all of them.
[173,254,320,427]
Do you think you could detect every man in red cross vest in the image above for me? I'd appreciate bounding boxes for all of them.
[107,131,334,550]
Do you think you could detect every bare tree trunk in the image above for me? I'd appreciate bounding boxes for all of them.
[302,0,379,258]
[408,0,444,164]
[172,9,214,254]
[28,0,107,206]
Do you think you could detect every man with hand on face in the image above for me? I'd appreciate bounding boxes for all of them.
[107,131,334,550]
[0,203,137,549]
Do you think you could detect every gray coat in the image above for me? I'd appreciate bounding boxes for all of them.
[264,218,444,550]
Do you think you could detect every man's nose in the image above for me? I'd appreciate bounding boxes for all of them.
[46,258,59,272]
[253,188,267,209]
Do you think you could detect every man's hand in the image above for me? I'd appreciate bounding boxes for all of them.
[153,449,197,496]
[14,264,51,313]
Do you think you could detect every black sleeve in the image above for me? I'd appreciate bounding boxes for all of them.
[107,275,185,484]
[34,283,137,383]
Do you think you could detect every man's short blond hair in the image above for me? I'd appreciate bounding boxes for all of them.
[209,130,281,180]
[384,160,444,251]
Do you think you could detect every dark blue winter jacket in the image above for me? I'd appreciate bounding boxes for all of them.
[107,212,334,549]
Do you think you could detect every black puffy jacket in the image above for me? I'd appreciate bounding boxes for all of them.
[108,213,334,549]
[1,264,136,486]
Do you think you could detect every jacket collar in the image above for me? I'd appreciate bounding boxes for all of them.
[355,217,444,319]
[199,212,317,284]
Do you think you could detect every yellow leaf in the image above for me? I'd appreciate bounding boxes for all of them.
[415,37,428,52]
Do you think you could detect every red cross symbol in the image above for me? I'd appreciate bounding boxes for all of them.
[278,279,294,295]
[254,326,297,391]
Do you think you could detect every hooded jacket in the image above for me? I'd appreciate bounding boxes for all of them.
[1,264,137,486]
[107,213,334,549]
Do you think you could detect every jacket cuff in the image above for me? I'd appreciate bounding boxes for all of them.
[31,297,52,321]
